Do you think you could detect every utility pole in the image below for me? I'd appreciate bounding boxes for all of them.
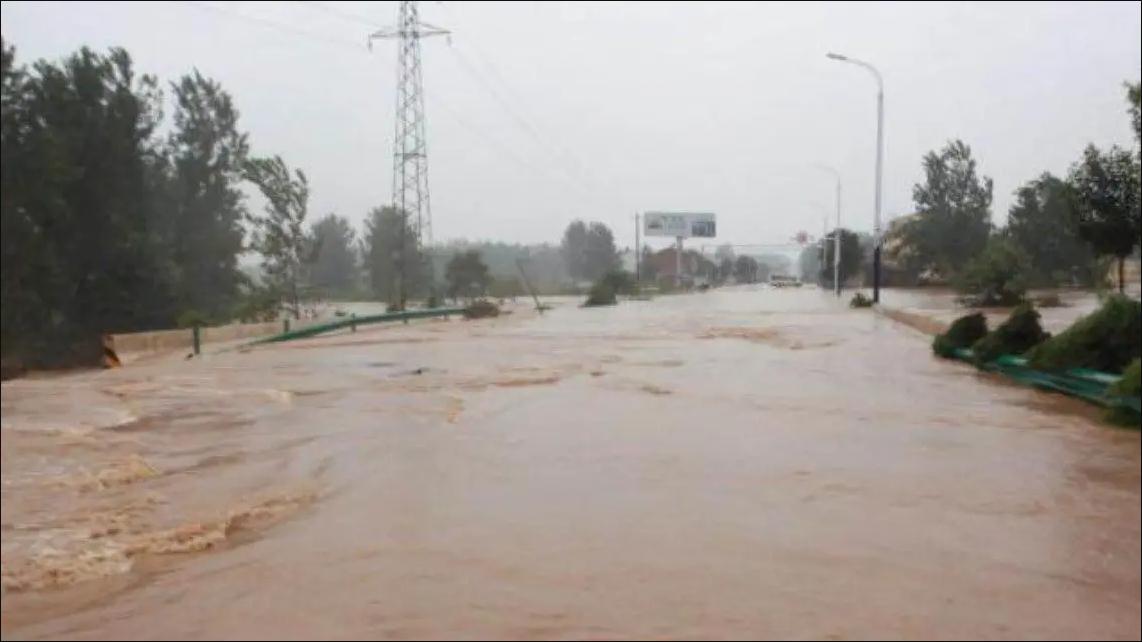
[634,212,641,285]
[827,52,883,303]
[370,1,449,309]
[812,164,842,297]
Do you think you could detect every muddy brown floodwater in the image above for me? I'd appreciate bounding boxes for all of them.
[2,287,1139,640]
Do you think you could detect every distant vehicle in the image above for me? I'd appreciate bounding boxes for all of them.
[769,274,802,288]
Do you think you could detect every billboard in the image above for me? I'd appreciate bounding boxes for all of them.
[644,212,716,238]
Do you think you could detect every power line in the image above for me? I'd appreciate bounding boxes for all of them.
[182,1,365,51]
[439,1,600,187]
[296,0,383,28]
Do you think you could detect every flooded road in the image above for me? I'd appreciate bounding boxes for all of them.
[2,288,1139,640]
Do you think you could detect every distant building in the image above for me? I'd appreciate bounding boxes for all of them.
[645,247,716,286]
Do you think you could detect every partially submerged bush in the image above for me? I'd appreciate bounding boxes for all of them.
[1027,295,1141,373]
[583,281,617,307]
[599,270,636,295]
[849,292,873,308]
[970,303,1050,364]
[463,298,500,319]
[1110,359,1141,398]
[932,312,988,358]
[955,237,1030,307]
[1105,359,1141,428]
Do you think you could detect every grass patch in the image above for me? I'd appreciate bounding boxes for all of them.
[849,292,874,308]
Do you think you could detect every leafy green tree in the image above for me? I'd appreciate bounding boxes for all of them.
[308,213,357,296]
[904,140,994,278]
[1068,145,1140,292]
[445,250,490,300]
[955,236,1031,306]
[362,205,428,305]
[165,71,248,318]
[1005,173,1096,286]
[1,44,175,364]
[821,229,864,287]
[243,156,310,319]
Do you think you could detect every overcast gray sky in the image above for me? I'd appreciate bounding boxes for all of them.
[2,1,1140,251]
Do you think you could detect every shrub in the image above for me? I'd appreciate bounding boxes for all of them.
[1110,359,1141,397]
[1027,295,1141,373]
[425,295,439,309]
[584,281,617,307]
[970,303,1051,364]
[599,270,636,295]
[955,237,1030,307]
[1105,359,1141,428]
[932,312,988,358]
[849,292,874,308]
[463,298,500,319]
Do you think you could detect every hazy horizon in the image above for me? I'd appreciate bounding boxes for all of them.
[2,1,1139,251]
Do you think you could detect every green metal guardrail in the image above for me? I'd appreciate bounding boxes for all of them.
[246,307,466,346]
[951,348,1140,415]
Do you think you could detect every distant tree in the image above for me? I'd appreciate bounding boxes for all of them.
[243,156,310,319]
[561,220,619,282]
[560,220,589,281]
[639,245,657,283]
[1068,145,1140,292]
[955,236,1031,306]
[1126,81,1140,147]
[733,255,761,283]
[755,253,791,277]
[821,229,864,287]
[165,70,249,318]
[718,256,734,282]
[584,222,620,281]
[307,213,357,296]
[362,206,428,305]
[904,139,994,278]
[1005,173,1096,286]
[799,244,822,283]
[445,250,490,300]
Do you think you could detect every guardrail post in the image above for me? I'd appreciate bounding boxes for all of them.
[350,313,357,333]
[192,325,201,355]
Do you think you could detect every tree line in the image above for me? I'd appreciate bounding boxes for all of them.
[0,41,517,365]
[884,81,1140,299]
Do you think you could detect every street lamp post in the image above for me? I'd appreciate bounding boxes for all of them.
[827,52,883,304]
[813,164,842,297]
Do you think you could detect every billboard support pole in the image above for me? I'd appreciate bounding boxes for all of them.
[675,236,683,288]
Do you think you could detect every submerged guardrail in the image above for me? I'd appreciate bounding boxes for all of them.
[950,348,1140,415]
[245,307,466,346]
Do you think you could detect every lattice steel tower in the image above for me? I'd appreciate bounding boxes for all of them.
[369,1,449,247]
